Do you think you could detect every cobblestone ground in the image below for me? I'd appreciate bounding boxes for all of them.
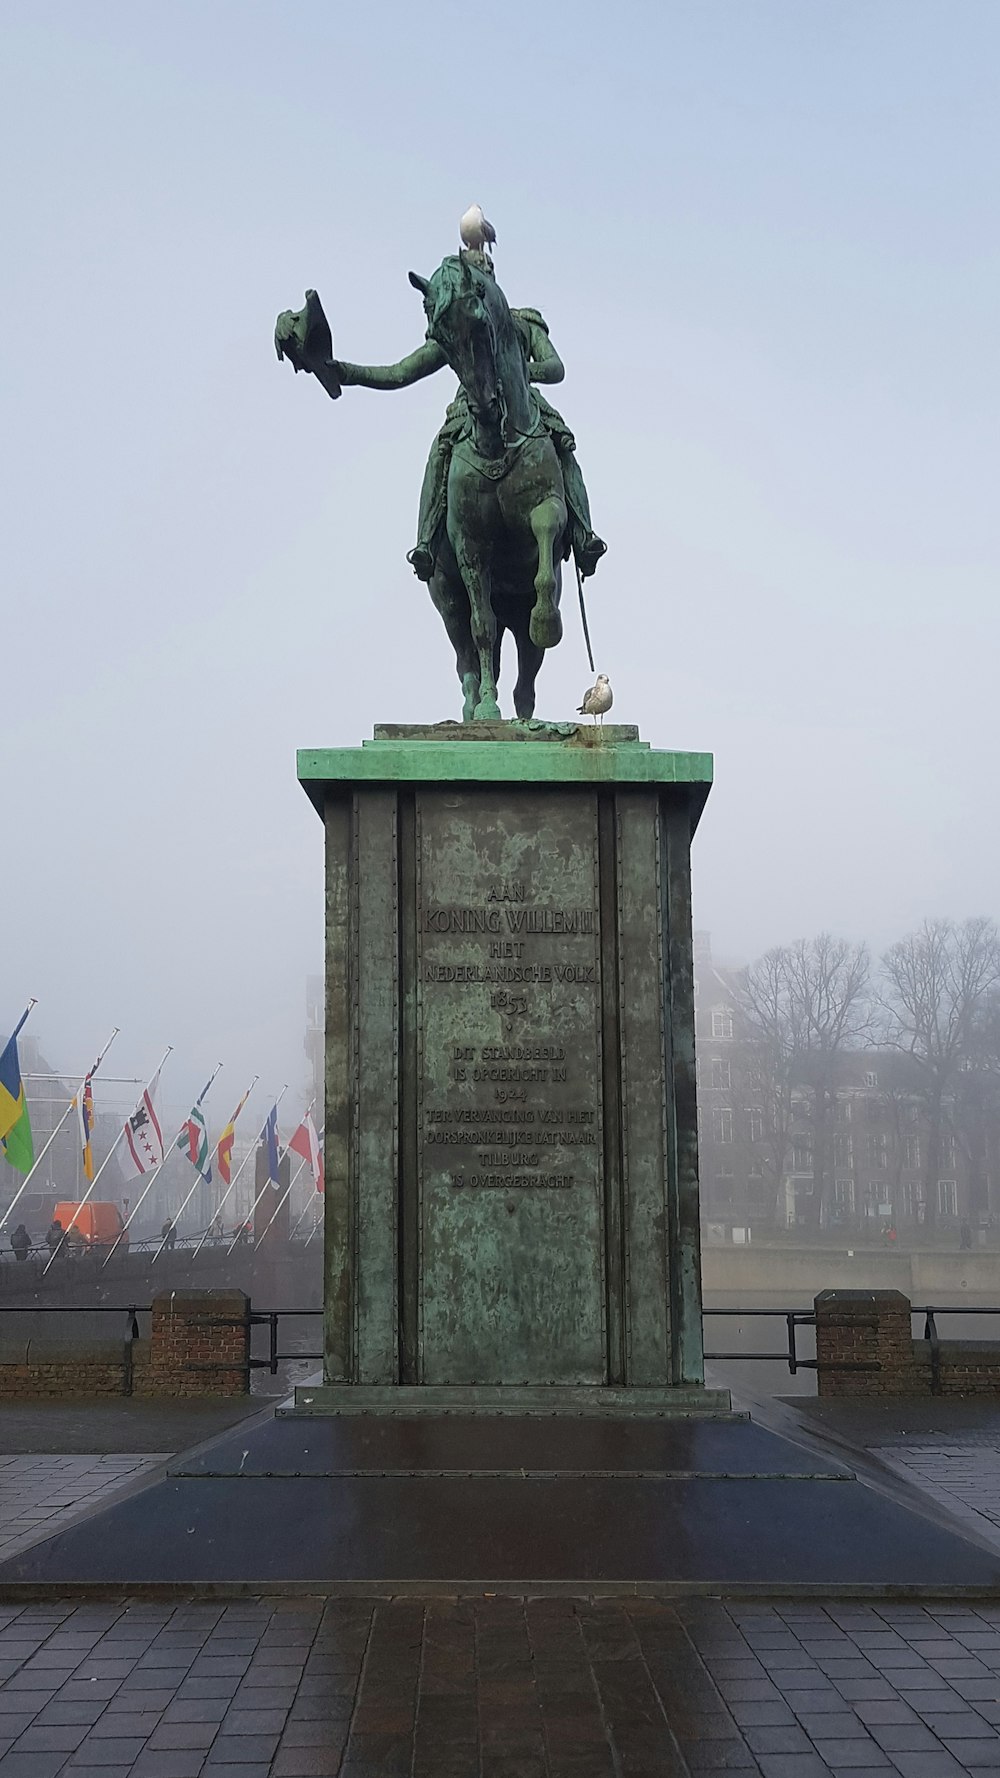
[3,1596,1000,1776]
[873,1443,1000,1553]
[0,1459,168,1564]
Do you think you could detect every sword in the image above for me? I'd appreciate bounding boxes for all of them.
[575,560,596,675]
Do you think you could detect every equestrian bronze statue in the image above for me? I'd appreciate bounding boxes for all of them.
[276,232,605,721]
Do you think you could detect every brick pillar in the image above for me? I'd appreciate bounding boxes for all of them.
[140,1290,250,1397]
[814,1289,926,1398]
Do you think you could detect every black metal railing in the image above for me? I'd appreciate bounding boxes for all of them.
[1,1303,999,1382]
[702,1306,820,1375]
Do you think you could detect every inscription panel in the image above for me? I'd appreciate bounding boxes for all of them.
[416,788,606,1385]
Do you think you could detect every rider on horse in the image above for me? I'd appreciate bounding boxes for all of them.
[332,249,606,587]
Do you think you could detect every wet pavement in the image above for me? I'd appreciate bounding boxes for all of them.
[3,1595,1000,1775]
[0,1458,169,1564]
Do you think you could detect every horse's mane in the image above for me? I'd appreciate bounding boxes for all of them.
[425,254,515,337]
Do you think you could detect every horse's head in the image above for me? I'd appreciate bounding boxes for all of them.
[410,255,527,448]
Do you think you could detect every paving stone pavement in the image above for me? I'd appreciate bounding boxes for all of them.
[1,1595,1000,1775]
[0,1458,169,1562]
[872,1444,1000,1554]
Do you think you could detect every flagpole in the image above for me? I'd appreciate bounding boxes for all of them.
[43,1042,171,1274]
[101,1061,223,1268]
[3,999,37,1045]
[289,1172,322,1242]
[254,1157,307,1249]
[222,1084,290,1257]
[152,1071,256,1263]
[0,1027,119,1235]
[304,1203,324,1247]
[260,1096,316,1248]
[190,1078,277,1260]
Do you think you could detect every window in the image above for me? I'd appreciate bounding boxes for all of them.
[711,1009,734,1040]
[899,1181,916,1218]
[748,1108,763,1143]
[937,1179,958,1218]
[792,1142,812,1173]
[833,1178,855,1213]
[710,1057,731,1091]
[835,1099,853,1124]
[833,1131,852,1169]
[711,1107,733,1144]
[866,1132,887,1169]
[904,1135,921,1170]
[943,1135,957,1171]
[864,1071,879,1089]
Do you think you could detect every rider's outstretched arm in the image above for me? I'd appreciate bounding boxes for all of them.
[336,341,446,390]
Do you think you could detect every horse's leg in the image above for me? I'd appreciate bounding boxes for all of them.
[528,495,567,650]
[453,540,501,721]
[512,621,544,719]
[429,562,479,721]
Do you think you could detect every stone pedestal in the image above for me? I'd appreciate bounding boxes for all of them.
[295,723,727,1414]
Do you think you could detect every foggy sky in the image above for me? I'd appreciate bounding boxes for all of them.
[3,0,999,1121]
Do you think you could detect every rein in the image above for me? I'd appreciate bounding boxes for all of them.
[454,410,545,482]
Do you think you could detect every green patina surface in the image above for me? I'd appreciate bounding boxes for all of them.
[304,725,716,1411]
[298,730,713,815]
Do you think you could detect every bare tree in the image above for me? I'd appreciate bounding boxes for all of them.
[737,948,798,1228]
[880,918,1000,1230]
[738,935,871,1228]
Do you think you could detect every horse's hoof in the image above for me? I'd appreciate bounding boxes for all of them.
[474,698,502,721]
[530,606,563,650]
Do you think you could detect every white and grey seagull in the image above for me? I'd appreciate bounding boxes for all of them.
[578,674,613,725]
[460,203,497,256]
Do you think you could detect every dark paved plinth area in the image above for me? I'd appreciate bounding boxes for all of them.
[0,1398,266,1456]
[4,1594,1000,1777]
[2,1408,1000,1596]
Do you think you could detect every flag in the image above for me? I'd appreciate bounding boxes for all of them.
[74,1076,95,1182]
[263,1104,281,1185]
[288,1114,323,1192]
[2,1103,33,1174]
[177,1102,212,1182]
[0,1014,30,1145]
[122,1068,165,1177]
[216,1087,251,1188]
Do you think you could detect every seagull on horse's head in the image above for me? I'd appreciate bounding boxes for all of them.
[460,204,497,256]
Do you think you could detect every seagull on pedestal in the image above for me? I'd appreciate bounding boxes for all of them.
[577,674,613,725]
[460,203,497,257]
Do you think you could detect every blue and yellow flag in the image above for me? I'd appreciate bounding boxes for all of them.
[0,1012,29,1145]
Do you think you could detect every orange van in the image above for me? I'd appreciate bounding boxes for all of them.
[51,1202,128,1248]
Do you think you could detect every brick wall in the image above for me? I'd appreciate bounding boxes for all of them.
[814,1290,925,1396]
[816,1291,1000,1398]
[0,1291,251,1398]
[0,1340,129,1397]
[134,1290,250,1397]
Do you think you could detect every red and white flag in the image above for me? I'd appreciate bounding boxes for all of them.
[123,1068,165,1176]
[288,1113,323,1192]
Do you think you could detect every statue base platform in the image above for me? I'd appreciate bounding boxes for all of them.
[287,1383,733,1417]
[299,723,716,1406]
[3,1400,1000,1596]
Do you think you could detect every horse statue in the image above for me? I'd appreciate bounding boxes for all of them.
[276,249,603,720]
[409,255,567,719]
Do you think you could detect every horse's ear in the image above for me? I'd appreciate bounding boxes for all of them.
[409,271,430,296]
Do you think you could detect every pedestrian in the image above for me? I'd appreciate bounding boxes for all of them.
[45,1219,63,1255]
[160,1218,177,1251]
[10,1224,30,1263]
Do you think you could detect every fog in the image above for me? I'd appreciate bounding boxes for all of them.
[3,0,999,1117]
